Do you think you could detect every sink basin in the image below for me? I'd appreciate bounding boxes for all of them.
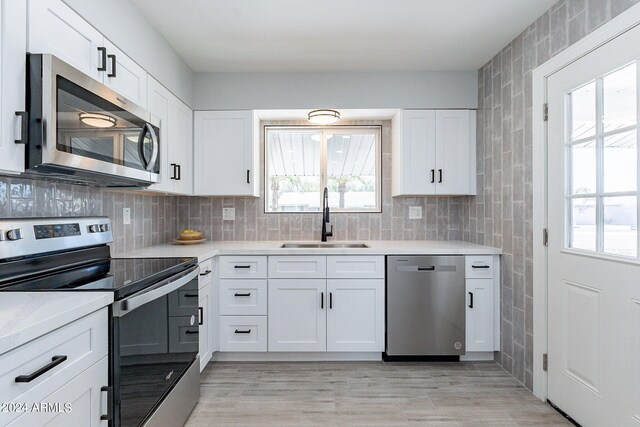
[280,242,370,249]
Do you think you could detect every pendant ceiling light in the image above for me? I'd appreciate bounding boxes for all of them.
[308,109,340,125]
[79,112,117,128]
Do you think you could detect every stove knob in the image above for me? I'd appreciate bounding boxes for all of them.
[6,228,23,241]
[99,224,110,232]
[89,224,99,233]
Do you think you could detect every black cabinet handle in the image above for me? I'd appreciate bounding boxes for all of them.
[198,307,204,325]
[234,265,251,269]
[170,163,176,180]
[199,269,212,276]
[14,111,28,144]
[430,169,435,183]
[329,292,333,309]
[100,386,112,421]
[471,265,490,269]
[468,292,474,308]
[417,266,435,271]
[185,329,198,335]
[246,169,250,184]
[184,293,198,298]
[97,47,107,71]
[438,169,443,183]
[107,54,116,77]
[235,329,251,334]
[15,355,67,383]
[321,292,324,309]
[176,164,181,181]
[234,292,251,297]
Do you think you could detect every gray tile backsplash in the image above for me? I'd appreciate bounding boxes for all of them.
[177,120,470,242]
[467,0,640,390]
[0,176,178,254]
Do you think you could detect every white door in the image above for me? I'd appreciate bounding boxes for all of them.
[465,278,494,352]
[102,40,147,108]
[392,110,436,195]
[268,279,326,352]
[547,24,640,426]
[146,77,173,193]
[198,283,211,371]
[169,98,193,195]
[326,279,384,352]
[435,110,474,195]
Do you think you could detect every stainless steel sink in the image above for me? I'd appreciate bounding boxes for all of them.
[280,242,370,249]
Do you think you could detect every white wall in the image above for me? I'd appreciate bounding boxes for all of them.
[62,0,193,106]
[193,71,478,110]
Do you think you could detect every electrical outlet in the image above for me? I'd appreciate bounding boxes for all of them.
[408,206,423,220]
[223,208,235,221]
[123,208,131,225]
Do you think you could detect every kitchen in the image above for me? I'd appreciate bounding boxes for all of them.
[1,0,639,426]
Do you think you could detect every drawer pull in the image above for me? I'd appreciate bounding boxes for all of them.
[185,329,199,335]
[184,293,198,298]
[234,265,251,269]
[235,329,252,334]
[234,292,251,297]
[100,386,112,421]
[15,355,67,383]
[199,307,204,325]
[469,292,474,308]
[199,269,212,276]
[417,266,435,271]
[471,265,490,269]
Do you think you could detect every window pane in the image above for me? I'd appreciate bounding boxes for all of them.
[603,196,637,257]
[570,81,596,140]
[603,63,637,131]
[266,131,321,212]
[569,198,596,251]
[327,133,377,210]
[603,130,637,193]
[570,140,596,194]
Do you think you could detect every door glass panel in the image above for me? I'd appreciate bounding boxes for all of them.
[570,141,596,194]
[603,130,637,193]
[603,196,638,257]
[603,63,637,131]
[569,198,596,251]
[571,81,596,140]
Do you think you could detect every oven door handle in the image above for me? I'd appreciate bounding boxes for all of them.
[113,266,199,317]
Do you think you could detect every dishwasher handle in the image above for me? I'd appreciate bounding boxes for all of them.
[417,266,435,271]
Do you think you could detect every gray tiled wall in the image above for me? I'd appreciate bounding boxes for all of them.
[0,176,178,254]
[466,0,640,390]
[178,120,470,241]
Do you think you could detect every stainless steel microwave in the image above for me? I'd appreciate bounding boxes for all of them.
[25,54,160,187]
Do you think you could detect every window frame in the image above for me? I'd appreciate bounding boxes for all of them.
[264,125,383,214]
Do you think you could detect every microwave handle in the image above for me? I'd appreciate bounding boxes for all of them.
[138,123,159,172]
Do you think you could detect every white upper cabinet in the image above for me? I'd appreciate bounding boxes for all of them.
[392,109,476,196]
[0,0,27,174]
[146,76,193,195]
[193,111,260,197]
[28,0,147,106]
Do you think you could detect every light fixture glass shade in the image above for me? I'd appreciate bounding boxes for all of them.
[308,109,340,125]
[79,112,117,128]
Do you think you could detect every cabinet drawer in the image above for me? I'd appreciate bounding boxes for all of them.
[220,279,267,315]
[327,256,385,279]
[0,309,107,426]
[219,256,267,279]
[268,256,326,278]
[198,258,214,287]
[219,316,267,352]
[465,256,494,279]
[168,316,199,354]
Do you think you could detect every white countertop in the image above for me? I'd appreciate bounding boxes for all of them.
[116,240,501,261]
[0,292,113,355]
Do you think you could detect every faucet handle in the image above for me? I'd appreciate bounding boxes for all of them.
[326,224,333,237]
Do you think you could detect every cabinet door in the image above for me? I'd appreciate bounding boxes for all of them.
[0,0,27,174]
[28,0,103,81]
[268,279,326,352]
[465,278,494,352]
[169,97,193,195]
[198,284,211,371]
[146,77,173,193]
[193,110,258,196]
[435,110,476,195]
[326,279,385,352]
[102,39,147,108]
[7,357,108,427]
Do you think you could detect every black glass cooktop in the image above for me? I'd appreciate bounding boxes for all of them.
[0,257,198,300]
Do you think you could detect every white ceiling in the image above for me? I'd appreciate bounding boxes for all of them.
[131,0,557,73]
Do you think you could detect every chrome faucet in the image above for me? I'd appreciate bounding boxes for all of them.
[321,187,333,242]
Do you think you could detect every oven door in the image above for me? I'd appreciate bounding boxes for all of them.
[111,266,199,427]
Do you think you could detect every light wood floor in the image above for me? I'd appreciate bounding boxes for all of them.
[185,361,570,426]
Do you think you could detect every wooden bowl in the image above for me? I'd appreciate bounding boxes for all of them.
[178,230,203,241]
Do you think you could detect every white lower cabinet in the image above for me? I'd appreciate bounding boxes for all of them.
[219,316,267,352]
[465,278,494,352]
[198,282,211,371]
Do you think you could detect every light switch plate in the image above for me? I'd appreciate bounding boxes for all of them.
[123,208,131,225]
[223,208,235,221]
[408,206,423,219]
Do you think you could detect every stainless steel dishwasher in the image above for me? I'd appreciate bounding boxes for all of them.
[385,256,465,358]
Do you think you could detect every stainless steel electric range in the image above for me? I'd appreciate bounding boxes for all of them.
[0,217,200,427]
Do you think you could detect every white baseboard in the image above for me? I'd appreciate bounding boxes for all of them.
[211,351,383,362]
[460,352,495,361]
